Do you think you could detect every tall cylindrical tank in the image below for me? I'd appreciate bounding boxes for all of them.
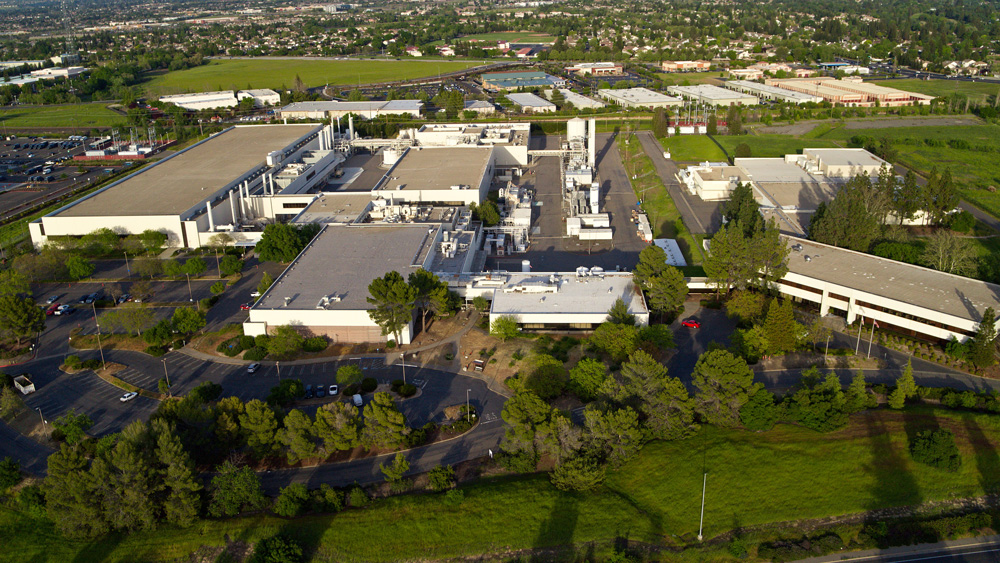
[567,117,586,141]
[521,260,531,272]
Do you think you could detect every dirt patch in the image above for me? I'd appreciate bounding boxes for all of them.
[405,310,473,350]
[753,352,882,372]
[189,324,242,354]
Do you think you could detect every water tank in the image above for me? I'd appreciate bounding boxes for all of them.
[567,117,587,141]
[521,260,531,272]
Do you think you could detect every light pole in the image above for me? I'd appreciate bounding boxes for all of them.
[185,273,193,301]
[697,472,707,541]
[161,359,171,396]
[92,301,106,371]
[400,352,406,385]
[466,389,471,422]
[36,407,46,425]
[276,361,280,380]
[123,250,131,278]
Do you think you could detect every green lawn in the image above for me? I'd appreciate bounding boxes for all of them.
[0,104,124,128]
[143,59,485,96]
[660,135,728,162]
[457,31,557,43]
[4,407,999,562]
[869,78,1000,102]
[715,134,840,158]
[813,123,1000,216]
[656,71,726,86]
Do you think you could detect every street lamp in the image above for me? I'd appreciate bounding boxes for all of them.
[123,250,131,278]
[466,389,471,422]
[697,472,707,541]
[400,352,406,385]
[92,301,106,371]
[36,407,46,425]
[162,359,171,396]
[185,273,193,301]
[276,361,280,380]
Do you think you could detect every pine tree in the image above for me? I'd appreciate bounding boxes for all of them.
[239,399,279,459]
[153,419,202,527]
[969,307,998,371]
[44,444,108,538]
[763,299,797,355]
[278,409,318,464]
[889,360,917,409]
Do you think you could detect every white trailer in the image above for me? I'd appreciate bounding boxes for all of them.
[13,375,35,394]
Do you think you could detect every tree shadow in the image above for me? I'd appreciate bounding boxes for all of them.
[962,415,1000,529]
[528,491,580,562]
[861,412,924,548]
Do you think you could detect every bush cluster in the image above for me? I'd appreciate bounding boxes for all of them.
[217,335,257,357]
[243,347,267,361]
[390,379,417,397]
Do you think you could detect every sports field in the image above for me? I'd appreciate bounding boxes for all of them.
[4,407,998,562]
[142,59,485,96]
[868,78,1000,102]
[0,104,124,128]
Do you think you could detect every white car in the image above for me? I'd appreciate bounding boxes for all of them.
[329,384,338,396]
[352,394,363,407]
[119,391,138,402]
[247,363,260,374]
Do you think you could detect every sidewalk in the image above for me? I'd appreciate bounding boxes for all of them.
[793,534,1000,563]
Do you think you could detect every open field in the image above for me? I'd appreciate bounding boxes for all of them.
[715,133,840,158]
[869,78,1000,101]
[661,134,727,161]
[656,71,725,86]
[813,123,1000,217]
[457,31,557,43]
[142,59,485,96]
[3,407,999,562]
[0,104,124,128]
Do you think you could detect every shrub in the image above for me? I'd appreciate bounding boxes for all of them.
[361,377,378,393]
[343,383,361,396]
[15,484,45,517]
[397,383,417,397]
[63,355,82,370]
[390,379,404,391]
[238,335,256,349]
[273,483,310,517]
[145,345,167,357]
[496,450,536,473]
[443,488,465,506]
[0,456,22,490]
[302,336,328,353]
[81,358,102,370]
[244,347,267,361]
[254,334,271,348]
[427,465,455,492]
[210,281,227,295]
[347,486,369,507]
[310,484,345,513]
[217,337,244,357]
[910,428,961,471]
[251,534,303,563]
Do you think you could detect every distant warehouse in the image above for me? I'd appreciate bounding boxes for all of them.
[544,89,606,109]
[159,89,280,111]
[505,92,556,113]
[278,100,423,120]
[765,77,934,107]
[480,70,566,91]
[598,87,683,109]
[725,80,824,104]
[667,84,758,106]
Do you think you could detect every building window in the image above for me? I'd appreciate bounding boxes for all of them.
[282,203,308,210]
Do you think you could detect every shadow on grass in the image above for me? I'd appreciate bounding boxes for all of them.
[962,415,1000,529]
[862,411,923,548]
[70,532,125,563]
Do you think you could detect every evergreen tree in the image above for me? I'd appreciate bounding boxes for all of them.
[153,419,202,527]
[763,299,797,355]
[240,399,280,459]
[361,392,410,448]
[44,444,108,538]
[970,307,998,371]
[277,409,318,464]
[723,182,764,237]
[651,107,669,138]
[808,173,885,252]
[583,406,643,467]
[367,271,416,345]
[208,461,267,517]
[740,387,782,431]
[314,402,361,453]
[501,390,553,457]
[606,297,636,326]
[92,422,161,532]
[633,245,669,288]
[845,371,876,413]
[692,349,755,427]
[647,266,689,317]
[606,350,697,440]
[889,359,917,409]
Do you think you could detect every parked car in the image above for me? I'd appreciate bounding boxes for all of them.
[315,386,325,398]
[54,304,72,315]
[45,295,60,304]
[329,384,338,396]
[117,293,130,304]
[119,391,138,402]
[352,394,363,407]
[46,303,60,315]
[240,303,251,310]
[250,291,261,298]
[681,319,701,329]
[305,384,314,399]
[247,363,260,374]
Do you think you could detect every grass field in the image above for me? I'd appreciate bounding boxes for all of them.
[456,31,557,43]
[813,123,1000,217]
[715,134,840,158]
[4,407,998,562]
[869,78,1000,102]
[0,104,124,128]
[656,71,726,86]
[660,135,728,161]
[142,59,485,96]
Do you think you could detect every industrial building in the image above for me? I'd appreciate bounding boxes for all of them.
[777,237,1000,343]
[544,89,606,109]
[565,62,624,76]
[370,146,496,206]
[725,80,824,104]
[480,70,566,91]
[29,123,345,248]
[765,77,934,107]
[667,84,759,106]
[486,271,649,330]
[463,100,497,115]
[407,122,530,167]
[277,100,424,120]
[505,92,557,113]
[29,66,88,80]
[678,164,750,201]
[245,222,479,343]
[159,89,281,111]
[598,88,683,109]
[799,148,888,178]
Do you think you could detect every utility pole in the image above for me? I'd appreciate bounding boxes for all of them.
[400,352,406,385]
[867,320,876,359]
[697,472,707,541]
[186,273,193,301]
[92,301,106,370]
[36,407,46,425]
[162,359,171,396]
[854,314,864,355]
[276,361,281,380]
[825,334,831,359]
[466,389,471,422]
[123,250,130,278]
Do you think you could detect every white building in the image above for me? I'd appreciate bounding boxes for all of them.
[667,84,758,106]
[29,124,347,248]
[565,62,624,76]
[505,92,556,113]
[405,122,530,167]
[798,148,888,178]
[679,164,750,200]
[487,271,649,330]
[544,89,606,109]
[725,80,824,104]
[777,237,1000,343]
[30,66,88,80]
[370,146,495,206]
[159,91,239,110]
[598,87,683,109]
[278,100,423,120]
[237,89,281,107]
[463,100,497,115]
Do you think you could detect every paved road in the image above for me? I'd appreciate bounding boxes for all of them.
[0,416,53,475]
[797,535,1000,563]
[636,130,723,234]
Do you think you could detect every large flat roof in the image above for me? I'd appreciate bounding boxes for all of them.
[377,147,492,192]
[785,236,1000,322]
[293,193,373,224]
[491,272,648,316]
[256,224,437,311]
[57,125,317,217]
[803,148,886,168]
[506,93,555,108]
[669,84,757,102]
[599,87,682,105]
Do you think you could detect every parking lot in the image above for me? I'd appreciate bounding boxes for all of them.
[0,135,124,221]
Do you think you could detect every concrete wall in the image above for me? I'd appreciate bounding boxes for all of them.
[245,308,414,344]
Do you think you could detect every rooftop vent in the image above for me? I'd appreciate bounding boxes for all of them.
[804,255,812,262]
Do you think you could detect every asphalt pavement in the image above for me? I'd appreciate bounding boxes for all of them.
[636,130,723,234]
[795,535,1000,563]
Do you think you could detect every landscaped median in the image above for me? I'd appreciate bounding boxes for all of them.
[59,356,167,400]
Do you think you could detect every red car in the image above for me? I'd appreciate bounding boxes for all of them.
[240,303,251,311]
[45,303,60,316]
[681,319,701,329]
